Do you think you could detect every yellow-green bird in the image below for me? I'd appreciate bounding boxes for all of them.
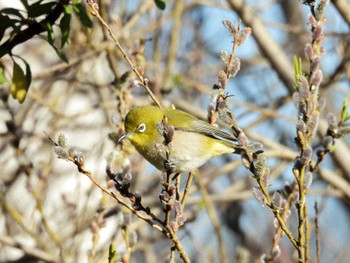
[118,105,242,173]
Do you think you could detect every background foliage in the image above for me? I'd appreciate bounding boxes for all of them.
[0,0,349,262]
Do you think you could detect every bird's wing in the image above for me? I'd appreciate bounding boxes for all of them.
[162,108,238,142]
[175,119,238,142]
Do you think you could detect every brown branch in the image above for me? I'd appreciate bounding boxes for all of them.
[162,0,184,89]
[332,0,350,26]
[195,172,228,263]
[314,202,321,263]
[86,1,162,108]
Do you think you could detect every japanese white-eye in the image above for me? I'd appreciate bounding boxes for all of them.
[119,105,242,173]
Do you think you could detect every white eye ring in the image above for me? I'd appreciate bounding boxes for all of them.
[137,123,146,133]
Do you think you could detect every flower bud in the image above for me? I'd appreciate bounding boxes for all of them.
[338,126,350,137]
[228,57,240,77]
[218,70,227,88]
[299,75,310,101]
[310,69,323,87]
[170,220,179,232]
[261,167,270,188]
[219,50,229,64]
[272,245,281,259]
[307,14,317,28]
[123,172,132,184]
[222,20,237,34]
[303,171,313,189]
[174,200,181,213]
[164,125,174,144]
[292,92,300,108]
[312,26,323,41]
[322,135,333,150]
[54,146,68,159]
[304,43,314,60]
[238,27,252,45]
[307,112,320,134]
[92,2,99,10]
[327,113,337,130]
[310,57,320,73]
[300,146,312,165]
[296,119,307,134]
[248,142,264,153]
[58,133,66,147]
[271,191,283,210]
[252,187,267,206]
[238,132,248,147]
[177,213,187,226]
[255,154,267,179]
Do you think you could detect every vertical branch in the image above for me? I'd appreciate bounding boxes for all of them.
[162,1,184,89]
[195,175,228,263]
[292,1,330,261]
[314,202,321,263]
[297,165,306,262]
[304,203,310,262]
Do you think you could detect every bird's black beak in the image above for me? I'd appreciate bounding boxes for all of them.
[118,132,131,144]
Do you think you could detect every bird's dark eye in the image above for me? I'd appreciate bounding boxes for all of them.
[137,123,146,133]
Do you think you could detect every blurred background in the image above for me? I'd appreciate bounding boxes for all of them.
[0,0,349,262]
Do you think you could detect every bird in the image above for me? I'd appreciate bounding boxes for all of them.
[118,105,242,173]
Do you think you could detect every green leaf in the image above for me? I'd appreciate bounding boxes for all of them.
[293,55,303,90]
[54,47,68,63]
[43,21,69,63]
[341,100,349,123]
[108,244,117,263]
[47,41,68,63]
[47,24,55,44]
[23,58,32,88]
[27,1,57,18]
[0,66,8,84]
[73,3,93,28]
[40,21,56,46]
[11,60,31,103]
[154,0,167,10]
[60,5,72,48]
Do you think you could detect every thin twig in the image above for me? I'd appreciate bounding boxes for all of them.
[162,0,183,88]
[315,202,321,263]
[304,203,310,263]
[86,1,162,108]
[76,160,166,230]
[166,225,191,263]
[181,172,194,210]
[195,173,228,263]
